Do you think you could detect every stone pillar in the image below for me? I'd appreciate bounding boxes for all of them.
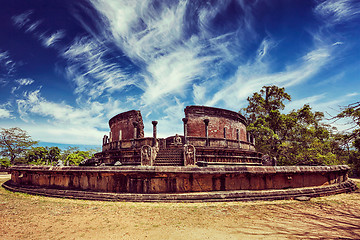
[182,118,188,144]
[152,121,158,146]
[133,121,138,139]
[224,127,228,148]
[237,129,241,148]
[204,119,209,146]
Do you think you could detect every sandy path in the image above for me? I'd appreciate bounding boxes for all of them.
[1,177,359,240]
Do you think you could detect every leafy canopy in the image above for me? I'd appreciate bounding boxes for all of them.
[0,127,38,164]
[242,85,345,166]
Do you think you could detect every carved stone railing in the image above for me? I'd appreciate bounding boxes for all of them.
[102,137,154,151]
[186,136,255,150]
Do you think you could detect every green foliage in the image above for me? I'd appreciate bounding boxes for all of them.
[0,127,38,164]
[25,146,61,165]
[23,146,95,166]
[0,157,11,168]
[242,86,346,166]
[61,147,95,166]
[335,102,360,176]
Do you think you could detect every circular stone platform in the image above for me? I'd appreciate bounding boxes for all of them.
[3,165,357,202]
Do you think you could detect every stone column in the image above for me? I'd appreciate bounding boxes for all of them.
[182,118,188,144]
[152,121,158,146]
[237,129,241,148]
[204,119,209,146]
[133,121,138,139]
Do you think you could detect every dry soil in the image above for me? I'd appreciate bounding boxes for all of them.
[1,176,359,240]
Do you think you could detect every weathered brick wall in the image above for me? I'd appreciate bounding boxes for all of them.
[8,165,352,194]
[109,110,144,141]
[185,106,247,141]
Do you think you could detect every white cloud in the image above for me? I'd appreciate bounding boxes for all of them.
[26,123,105,145]
[63,37,134,99]
[0,50,16,76]
[17,89,103,125]
[25,20,42,33]
[315,0,360,24]
[285,94,326,112]
[11,78,35,93]
[13,88,134,144]
[40,30,65,47]
[345,92,359,98]
[143,97,185,138]
[0,108,11,119]
[203,39,333,110]
[141,44,211,104]
[12,10,33,28]
[88,0,257,106]
[16,78,34,86]
[193,84,206,104]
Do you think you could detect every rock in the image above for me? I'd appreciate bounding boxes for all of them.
[294,196,311,201]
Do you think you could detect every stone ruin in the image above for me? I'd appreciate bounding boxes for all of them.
[3,105,357,202]
[89,105,262,167]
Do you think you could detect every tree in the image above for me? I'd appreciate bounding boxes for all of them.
[65,150,95,165]
[24,146,61,165]
[242,86,344,166]
[25,146,48,165]
[277,105,340,165]
[47,147,61,164]
[0,157,11,168]
[241,85,291,160]
[335,101,360,176]
[0,127,38,164]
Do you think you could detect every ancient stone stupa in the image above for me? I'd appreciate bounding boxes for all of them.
[3,105,357,202]
[93,105,262,167]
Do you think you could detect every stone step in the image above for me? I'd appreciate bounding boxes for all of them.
[154,148,183,166]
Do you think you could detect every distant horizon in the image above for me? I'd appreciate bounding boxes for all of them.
[35,141,101,151]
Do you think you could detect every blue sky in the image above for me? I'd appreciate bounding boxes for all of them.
[0,0,359,146]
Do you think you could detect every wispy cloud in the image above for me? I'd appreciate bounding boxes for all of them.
[0,107,11,119]
[17,89,101,125]
[12,10,33,28]
[88,0,258,106]
[12,10,65,48]
[14,89,119,144]
[62,37,135,100]
[0,50,16,78]
[202,40,333,110]
[5,1,359,143]
[15,78,35,86]
[11,78,35,93]
[40,30,65,48]
[315,0,360,24]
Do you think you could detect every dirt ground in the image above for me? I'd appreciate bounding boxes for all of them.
[1,176,359,240]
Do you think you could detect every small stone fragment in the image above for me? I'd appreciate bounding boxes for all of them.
[294,196,311,201]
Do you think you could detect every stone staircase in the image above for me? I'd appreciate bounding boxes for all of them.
[154,148,183,166]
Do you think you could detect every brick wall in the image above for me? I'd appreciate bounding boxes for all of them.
[184,106,247,141]
[109,110,144,141]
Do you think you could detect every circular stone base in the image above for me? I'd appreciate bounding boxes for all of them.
[2,179,357,202]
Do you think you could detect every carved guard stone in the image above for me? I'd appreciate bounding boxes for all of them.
[141,145,152,166]
[184,144,196,166]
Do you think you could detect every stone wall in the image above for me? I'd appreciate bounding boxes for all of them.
[8,165,351,194]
